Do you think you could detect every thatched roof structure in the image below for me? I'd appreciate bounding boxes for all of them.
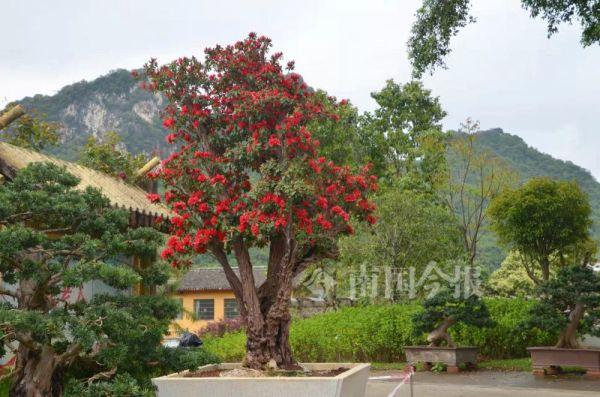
[0,141,170,227]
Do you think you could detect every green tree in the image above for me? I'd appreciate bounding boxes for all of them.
[339,189,462,300]
[523,265,599,348]
[0,162,200,396]
[489,177,593,283]
[360,80,448,189]
[487,251,545,297]
[412,290,493,347]
[409,0,600,77]
[78,131,149,180]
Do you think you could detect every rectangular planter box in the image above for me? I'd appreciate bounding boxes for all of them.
[153,363,370,397]
[528,347,600,378]
[404,346,478,368]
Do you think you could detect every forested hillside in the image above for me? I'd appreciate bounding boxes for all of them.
[475,128,600,241]
[16,69,167,160]
[11,70,599,269]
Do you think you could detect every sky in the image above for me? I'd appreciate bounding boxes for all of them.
[1,0,599,180]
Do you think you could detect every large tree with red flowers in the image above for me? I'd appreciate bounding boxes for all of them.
[140,33,376,370]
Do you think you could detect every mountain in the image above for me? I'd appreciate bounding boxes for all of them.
[475,128,600,240]
[13,70,600,268]
[16,69,168,160]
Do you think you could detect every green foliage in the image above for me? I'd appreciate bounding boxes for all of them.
[338,190,462,301]
[0,106,60,150]
[522,0,600,46]
[474,129,600,245]
[408,0,599,76]
[408,0,475,77]
[523,265,600,341]
[489,177,593,281]
[78,131,150,180]
[204,298,556,362]
[451,298,553,358]
[0,162,210,394]
[412,290,494,336]
[64,374,154,397]
[360,80,447,188]
[486,251,540,297]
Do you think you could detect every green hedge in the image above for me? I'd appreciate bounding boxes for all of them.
[203,298,557,362]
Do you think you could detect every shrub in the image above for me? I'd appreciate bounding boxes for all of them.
[203,298,558,362]
[198,317,246,338]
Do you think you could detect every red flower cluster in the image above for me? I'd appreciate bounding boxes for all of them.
[139,34,377,265]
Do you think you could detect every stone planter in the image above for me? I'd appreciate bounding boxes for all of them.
[404,346,478,373]
[528,347,600,379]
[152,362,371,397]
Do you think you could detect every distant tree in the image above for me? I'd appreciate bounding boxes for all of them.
[524,265,599,349]
[78,131,149,180]
[409,0,600,77]
[489,177,593,283]
[487,251,545,297]
[308,92,364,168]
[412,290,493,347]
[339,189,462,301]
[0,163,204,396]
[359,80,448,188]
[0,105,60,150]
[439,119,516,267]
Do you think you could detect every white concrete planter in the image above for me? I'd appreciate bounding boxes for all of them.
[153,362,370,397]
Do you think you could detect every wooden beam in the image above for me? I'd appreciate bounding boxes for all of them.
[0,105,25,130]
[133,156,160,181]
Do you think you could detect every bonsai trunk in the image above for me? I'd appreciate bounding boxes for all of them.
[555,302,585,349]
[11,345,61,397]
[427,317,455,347]
[231,236,299,371]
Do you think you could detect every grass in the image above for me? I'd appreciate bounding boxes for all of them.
[478,358,531,371]
[372,358,532,372]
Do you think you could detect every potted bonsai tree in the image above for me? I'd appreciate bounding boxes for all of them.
[526,265,600,379]
[141,33,377,397]
[406,290,493,373]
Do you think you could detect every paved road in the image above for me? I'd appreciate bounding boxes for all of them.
[366,370,599,397]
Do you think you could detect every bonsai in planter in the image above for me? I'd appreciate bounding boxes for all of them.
[525,265,600,379]
[406,290,493,372]
[141,33,376,395]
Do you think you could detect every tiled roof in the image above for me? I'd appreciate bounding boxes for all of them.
[177,267,267,292]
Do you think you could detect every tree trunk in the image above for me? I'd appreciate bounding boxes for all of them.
[244,310,295,370]
[540,257,550,282]
[11,345,61,397]
[427,317,455,347]
[555,302,585,349]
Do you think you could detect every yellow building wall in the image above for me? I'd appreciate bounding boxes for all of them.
[170,290,236,336]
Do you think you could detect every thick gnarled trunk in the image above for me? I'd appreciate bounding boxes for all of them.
[427,317,455,347]
[11,345,61,397]
[555,302,584,349]
[244,311,295,370]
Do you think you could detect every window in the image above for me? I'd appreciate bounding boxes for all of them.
[175,298,183,320]
[224,298,239,319]
[194,299,214,320]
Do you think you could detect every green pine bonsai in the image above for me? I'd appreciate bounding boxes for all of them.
[412,290,493,347]
[525,265,600,349]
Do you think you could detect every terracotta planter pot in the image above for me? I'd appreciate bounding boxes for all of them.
[528,347,600,379]
[404,346,478,373]
[152,363,370,397]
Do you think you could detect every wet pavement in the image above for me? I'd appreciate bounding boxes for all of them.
[366,370,600,396]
